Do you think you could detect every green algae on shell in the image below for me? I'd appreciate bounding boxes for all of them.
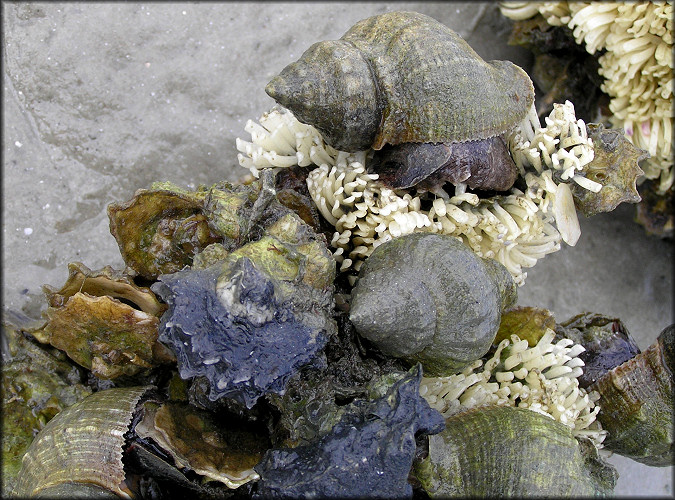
[107,180,260,279]
[30,263,174,379]
[349,232,517,375]
[153,211,337,408]
[1,318,92,497]
[414,405,617,497]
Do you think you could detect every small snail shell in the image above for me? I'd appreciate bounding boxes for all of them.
[266,11,535,152]
[349,232,517,375]
[13,386,153,498]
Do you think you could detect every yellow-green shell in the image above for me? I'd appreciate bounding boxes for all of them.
[13,386,153,498]
[415,406,617,497]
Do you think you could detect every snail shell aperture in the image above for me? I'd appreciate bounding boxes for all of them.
[265,11,535,152]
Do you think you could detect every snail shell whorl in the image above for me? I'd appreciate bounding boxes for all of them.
[266,11,535,152]
[349,232,517,375]
[266,40,381,152]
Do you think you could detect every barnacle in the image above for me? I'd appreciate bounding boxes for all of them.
[237,101,619,286]
[500,1,674,194]
[418,327,607,449]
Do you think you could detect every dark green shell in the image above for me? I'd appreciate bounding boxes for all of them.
[266,11,535,152]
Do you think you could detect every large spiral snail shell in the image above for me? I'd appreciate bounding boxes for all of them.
[265,11,535,152]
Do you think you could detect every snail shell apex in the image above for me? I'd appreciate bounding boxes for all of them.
[266,11,535,152]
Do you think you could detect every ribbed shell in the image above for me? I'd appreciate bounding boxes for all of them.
[415,406,617,497]
[13,386,153,498]
[266,11,535,152]
[342,11,534,149]
[588,325,674,466]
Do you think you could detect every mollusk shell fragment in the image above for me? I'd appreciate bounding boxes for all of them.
[13,386,153,498]
[588,324,674,466]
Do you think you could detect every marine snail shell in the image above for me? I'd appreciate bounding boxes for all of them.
[588,324,674,466]
[414,405,617,497]
[13,386,154,498]
[368,136,519,194]
[349,232,517,375]
[266,11,535,152]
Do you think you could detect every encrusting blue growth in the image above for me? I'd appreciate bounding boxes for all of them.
[253,365,445,499]
[152,257,330,409]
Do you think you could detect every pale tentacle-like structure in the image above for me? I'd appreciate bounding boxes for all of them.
[500,1,674,193]
[237,102,605,286]
[419,329,607,450]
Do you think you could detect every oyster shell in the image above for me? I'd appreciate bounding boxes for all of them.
[349,232,517,375]
[153,212,336,408]
[108,181,260,279]
[134,401,269,489]
[254,365,445,499]
[30,263,172,379]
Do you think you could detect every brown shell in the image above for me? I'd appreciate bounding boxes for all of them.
[13,386,153,498]
[369,136,518,193]
[266,11,535,152]
[588,325,674,466]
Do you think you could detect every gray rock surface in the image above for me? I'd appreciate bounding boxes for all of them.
[2,3,672,496]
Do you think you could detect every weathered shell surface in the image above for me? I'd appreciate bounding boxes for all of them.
[349,232,517,375]
[570,123,647,217]
[266,11,535,152]
[254,365,445,499]
[588,324,674,466]
[414,405,617,497]
[369,136,518,193]
[135,401,269,489]
[30,262,173,379]
[13,386,153,498]
[153,212,336,408]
